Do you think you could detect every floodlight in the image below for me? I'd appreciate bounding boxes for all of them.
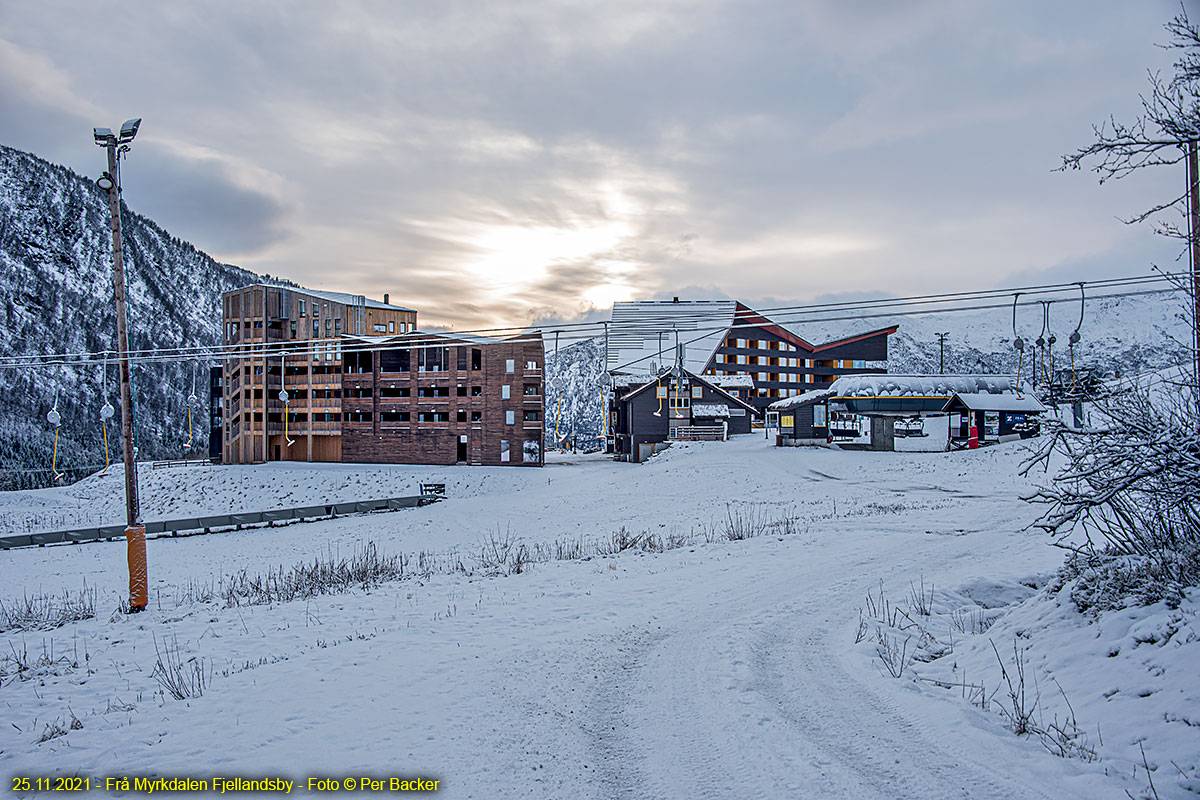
[119,118,141,143]
[96,172,115,191]
[93,127,116,146]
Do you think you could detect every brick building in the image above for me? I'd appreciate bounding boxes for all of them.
[220,283,543,466]
[339,331,545,466]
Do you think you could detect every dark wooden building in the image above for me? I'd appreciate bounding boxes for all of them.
[942,393,1045,448]
[609,369,758,462]
[606,300,896,416]
[769,388,836,446]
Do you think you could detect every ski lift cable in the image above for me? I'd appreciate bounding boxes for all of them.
[0,276,1187,371]
[0,271,1183,368]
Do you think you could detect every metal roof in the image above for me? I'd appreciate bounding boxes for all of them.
[767,388,838,410]
[941,393,1048,413]
[607,300,737,374]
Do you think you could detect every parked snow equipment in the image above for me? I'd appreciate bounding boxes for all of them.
[47,390,64,482]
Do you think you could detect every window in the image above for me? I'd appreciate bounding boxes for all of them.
[669,396,690,409]
[500,440,510,462]
[853,359,866,369]
[349,387,372,398]
[737,355,747,365]
[471,411,482,422]
[656,386,668,399]
[505,410,515,425]
[418,411,450,423]
[347,410,372,423]
[388,321,395,333]
[781,415,794,428]
[471,349,482,370]
[334,318,341,333]
[524,384,538,396]
[380,387,410,398]
[290,321,297,339]
[457,385,467,396]
[456,409,467,422]
[373,324,387,333]
[730,390,740,397]
[501,385,510,399]
[312,320,319,337]
[523,410,539,422]
[525,360,538,370]
[457,347,468,371]
[325,318,332,332]
[691,386,703,399]
[523,440,541,463]
[813,405,827,427]
[418,386,450,398]
[505,359,515,374]
[471,386,482,397]
[381,411,410,423]
[299,300,306,317]
[380,349,410,372]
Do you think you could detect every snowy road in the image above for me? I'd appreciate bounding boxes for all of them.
[0,441,1136,797]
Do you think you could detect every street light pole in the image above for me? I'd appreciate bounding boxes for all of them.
[935,332,949,375]
[94,118,146,613]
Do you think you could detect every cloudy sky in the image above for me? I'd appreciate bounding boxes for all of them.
[1,1,1192,330]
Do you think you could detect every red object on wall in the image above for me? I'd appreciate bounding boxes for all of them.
[968,424,979,449]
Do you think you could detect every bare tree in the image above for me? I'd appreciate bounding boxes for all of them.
[1029,10,1200,600]
[1062,9,1200,238]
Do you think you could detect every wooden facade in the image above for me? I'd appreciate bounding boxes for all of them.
[705,304,896,414]
[222,284,417,465]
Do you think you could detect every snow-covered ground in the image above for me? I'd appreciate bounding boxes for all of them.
[1,438,1196,798]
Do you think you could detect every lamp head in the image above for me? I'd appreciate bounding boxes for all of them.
[96,172,115,191]
[93,127,116,146]
[118,118,141,143]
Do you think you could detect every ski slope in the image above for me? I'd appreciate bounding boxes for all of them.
[1,439,1196,798]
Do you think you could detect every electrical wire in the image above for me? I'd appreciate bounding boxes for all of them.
[0,274,1186,373]
[0,272,1185,369]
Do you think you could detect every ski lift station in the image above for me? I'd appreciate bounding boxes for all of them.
[769,375,1047,451]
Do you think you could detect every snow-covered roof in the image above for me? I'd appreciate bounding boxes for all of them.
[691,403,729,417]
[342,329,501,346]
[705,373,755,389]
[767,388,837,410]
[607,300,737,375]
[941,393,1048,413]
[610,373,656,389]
[239,283,416,312]
[830,374,1025,398]
[301,287,416,313]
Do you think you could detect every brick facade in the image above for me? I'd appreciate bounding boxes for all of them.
[339,335,545,467]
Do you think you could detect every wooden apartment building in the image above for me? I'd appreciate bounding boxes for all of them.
[220,283,544,467]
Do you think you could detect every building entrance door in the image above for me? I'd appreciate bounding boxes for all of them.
[457,436,467,463]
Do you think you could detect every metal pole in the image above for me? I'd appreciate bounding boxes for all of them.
[1190,140,1200,427]
[104,142,146,611]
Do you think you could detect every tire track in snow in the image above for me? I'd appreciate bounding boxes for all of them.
[578,536,1062,799]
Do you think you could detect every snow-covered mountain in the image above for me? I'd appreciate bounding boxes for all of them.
[0,144,264,488]
[544,291,1192,445]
